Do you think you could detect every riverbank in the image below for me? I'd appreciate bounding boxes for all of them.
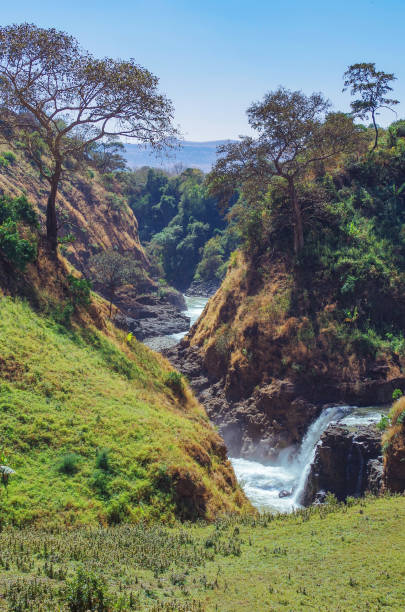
[147,297,389,512]
[144,295,208,351]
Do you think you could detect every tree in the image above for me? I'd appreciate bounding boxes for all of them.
[208,88,361,252]
[0,23,177,253]
[87,137,128,174]
[89,250,144,318]
[343,63,399,150]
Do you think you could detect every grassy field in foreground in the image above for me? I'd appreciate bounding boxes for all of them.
[0,496,404,611]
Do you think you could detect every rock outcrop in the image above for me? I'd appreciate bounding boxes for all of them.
[114,289,190,340]
[165,251,405,460]
[303,424,383,505]
[164,343,320,460]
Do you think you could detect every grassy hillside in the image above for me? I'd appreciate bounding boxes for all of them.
[0,292,250,527]
[0,495,403,610]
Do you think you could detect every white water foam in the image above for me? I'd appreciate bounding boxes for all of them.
[231,404,386,513]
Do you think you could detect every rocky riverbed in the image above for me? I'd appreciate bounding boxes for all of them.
[114,291,191,341]
[303,423,383,505]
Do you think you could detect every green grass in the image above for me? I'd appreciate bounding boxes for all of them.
[0,296,247,526]
[0,496,403,610]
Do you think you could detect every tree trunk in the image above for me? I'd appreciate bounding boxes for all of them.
[371,110,378,151]
[289,179,304,253]
[46,162,62,253]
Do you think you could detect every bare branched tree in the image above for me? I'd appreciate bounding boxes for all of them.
[0,23,178,253]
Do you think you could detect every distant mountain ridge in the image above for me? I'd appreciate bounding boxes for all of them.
[124,140,234,172]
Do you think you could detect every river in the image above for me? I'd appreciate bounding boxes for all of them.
[146,295,388,513]
[144,295,208,352]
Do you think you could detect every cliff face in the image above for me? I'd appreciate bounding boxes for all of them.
[0,147,149,275]
[303,424,383,505]
[167,251,405,459]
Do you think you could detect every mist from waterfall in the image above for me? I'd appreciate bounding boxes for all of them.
[231,404,385,513]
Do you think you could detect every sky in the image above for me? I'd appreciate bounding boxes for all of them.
[1,0,405,141]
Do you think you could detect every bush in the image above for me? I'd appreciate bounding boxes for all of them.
[90,470,111,499]
[0,196,38,270]
[58,453,80,475]
[66,566,110,612]
[67,274,92,306]
[53,303,74,327]
[3,151,16,164]
[397,410,405,425]
[377,414,390,431]
[164,371,184,396]
[0,220,37,270]
[106,495,130,525]
[95,448,111,472]
[392,388,403,401]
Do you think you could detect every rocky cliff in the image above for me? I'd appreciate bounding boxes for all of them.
[303,424,383,505]
[166,251,405,460]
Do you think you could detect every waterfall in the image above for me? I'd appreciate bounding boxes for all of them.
[291,405,350,505]
[231,404,353,512]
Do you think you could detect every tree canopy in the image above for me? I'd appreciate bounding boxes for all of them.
[0,23,177,251]
[343,62,399,150]
[208,87,361,252]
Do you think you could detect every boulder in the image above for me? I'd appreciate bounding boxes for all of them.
[303,423,383,505]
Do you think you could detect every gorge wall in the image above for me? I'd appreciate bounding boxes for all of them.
[166,251,405,461]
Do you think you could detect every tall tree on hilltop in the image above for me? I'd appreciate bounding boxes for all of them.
[343,62,399,151]
[208,88,361,253]
[0,23,177,253]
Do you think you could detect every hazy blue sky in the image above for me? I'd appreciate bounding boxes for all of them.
[2,1,404,140]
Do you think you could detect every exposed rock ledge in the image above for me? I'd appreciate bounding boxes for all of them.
[114,291,190,341]
[303,423,383,506]
[164,342,403,463]
[164,344,320,461]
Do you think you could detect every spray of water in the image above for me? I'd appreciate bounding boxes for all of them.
[231,405,354,513]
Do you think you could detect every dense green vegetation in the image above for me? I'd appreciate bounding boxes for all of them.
[209,122,405,363]
[0,195,37,270]
[0,495,403,610]
[126,167,236,289]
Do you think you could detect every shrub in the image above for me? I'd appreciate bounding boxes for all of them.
[67,274,92,307]
[0,156,9,167]
[66,566,110,612]
[392,388,403,401]
[91,470,111,498]
[58,453,80,475]
[164,371,184,396]
[397,410,405,425]
[0,196,38,270]
[53,303,75,327]
[95,448,111,472]
[0,220,37,270]
[3,151,16,164]
[377,414,390,431]
[106,495,130,525]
